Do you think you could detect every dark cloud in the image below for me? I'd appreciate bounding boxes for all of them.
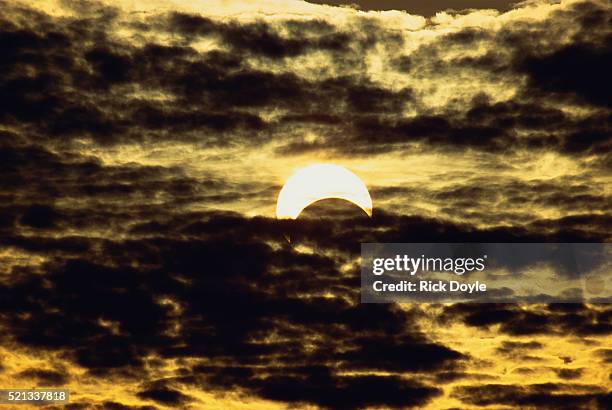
[305,1,518,16]
[100,403,157,410]
[554,368,584,380]
[442,303,612,336]
[254,374,441,410]
[340,337,463,372]
[0,141,252,233]
[521,44,611,107]
[596,349,612,363]
[45,402,157,410]
[443,27,492,44]
[1,1,609,158]
[452,383,611,409]
[16,368,69,386]
[168,12,352,58]
[85,47,134,85]
[418,175,612,229]
[192,364,442,409]
[0,5,411,150]
[496,340,543,355]
[20,204,63,229]
[137,384,192,406]
[0,8,276,144]
[328,97,610,155]
[1,206,484,408]
[349,113,507,152]
[12,176,601,405]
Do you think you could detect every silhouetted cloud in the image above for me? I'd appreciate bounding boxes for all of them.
[137,383,192,406]
[442,303,612,336]
[452,383,611,408]
[16,368,69,386]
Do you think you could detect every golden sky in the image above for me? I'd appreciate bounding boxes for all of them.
[0,0,610,409]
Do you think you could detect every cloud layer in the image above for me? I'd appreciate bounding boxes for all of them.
[0,0,610,408]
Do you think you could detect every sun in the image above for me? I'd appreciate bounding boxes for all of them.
[276,164,373,220]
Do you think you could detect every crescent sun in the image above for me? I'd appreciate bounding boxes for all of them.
[276,164,373,220]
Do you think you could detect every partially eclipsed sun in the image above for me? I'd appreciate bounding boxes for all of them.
[276,164,373,219]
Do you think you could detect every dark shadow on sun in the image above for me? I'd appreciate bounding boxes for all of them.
[299,198,373,220]
[280,198,373,245]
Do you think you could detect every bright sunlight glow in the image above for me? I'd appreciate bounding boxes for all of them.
[276,164,373,219]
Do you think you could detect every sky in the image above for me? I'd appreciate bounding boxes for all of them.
[0,0,610,409]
